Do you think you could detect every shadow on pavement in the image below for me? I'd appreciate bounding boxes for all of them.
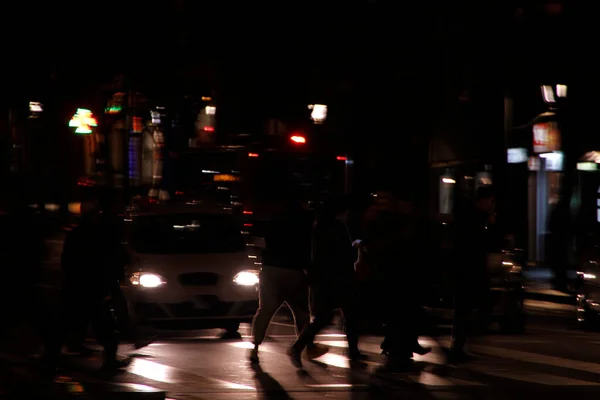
[251,364,292,400]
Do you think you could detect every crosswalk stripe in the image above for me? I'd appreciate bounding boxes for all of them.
[228,340,483,387]
[465,363,600,386]
[126,358,256,392]
[409,371,484,387]
[473,345,600,377]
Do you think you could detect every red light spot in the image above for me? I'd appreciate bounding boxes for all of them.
[203,126,215,132]
[175,191,184,195]
[248,153,259,158]
[290,135,306,144]
[336,156,347,161]
[243,223,253,227]
[243,210,253,215]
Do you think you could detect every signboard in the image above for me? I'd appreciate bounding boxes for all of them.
[69,108,97,134]
[533,122,561,154]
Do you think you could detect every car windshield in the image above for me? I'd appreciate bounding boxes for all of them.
[130,213,245,254]
[248,152,345,202]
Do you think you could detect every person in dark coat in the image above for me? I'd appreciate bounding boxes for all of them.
[446,186,497,364]
[289,195,364,368]
[249,195,328,365]
[61,195,128,373]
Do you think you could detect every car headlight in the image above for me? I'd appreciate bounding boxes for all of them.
[130,272,166,288]
[233,270,259,286]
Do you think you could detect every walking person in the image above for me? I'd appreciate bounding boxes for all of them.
[289,195,364,368]
[358,191,431,372]
[445,186,498,364]
[249,195,328,365]
[61,195,129,374]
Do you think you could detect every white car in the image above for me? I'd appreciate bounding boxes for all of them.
[122,204,260,333]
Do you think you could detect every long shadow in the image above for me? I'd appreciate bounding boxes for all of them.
[251,364,292,400]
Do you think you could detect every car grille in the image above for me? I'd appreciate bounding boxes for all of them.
[178,272,219,286]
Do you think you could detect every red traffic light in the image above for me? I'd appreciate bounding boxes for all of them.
[290,135,306,144]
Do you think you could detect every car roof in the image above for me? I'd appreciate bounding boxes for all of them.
[127,202,235,219]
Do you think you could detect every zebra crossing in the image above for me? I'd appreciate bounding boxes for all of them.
[99,334,600,399]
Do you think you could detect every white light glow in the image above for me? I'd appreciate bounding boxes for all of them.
[233,271,259,286]
[29,102,43,112]
[542,85,555,103]
[308,104,327,124]
[577,162,597,171]
[131,273,166,288]
[442,178,456,184]
[507,148,528,164]
[205,106,216,115]
[556,84,567,98]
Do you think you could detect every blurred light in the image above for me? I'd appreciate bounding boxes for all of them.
[130,272,166,288]
[248,153,259,158]
[202,96,212,101]
[68,202,82,215]
[133,117,143,133]
[308,104,327,124]
[541,85,555,104]
[540,151,564,171]
[151,111,161,124]
[233,270,259,286]
[507,148,528,164]
[290,135,306,144]
[243,210,253,215]
[29,102,43,112]
[442,178,455,184]
[44,203,60,212]
[205,106,216,115]
[584,273,596,280]
[105,105,121,114]
[336,156,347,161]
[556,84,567,98]
[243,223,253,227]
[577,162,597,171]
[203,126,214,132]
[69,108,97,135]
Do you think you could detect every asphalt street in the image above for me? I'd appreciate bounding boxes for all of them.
[37,307,596,400]
[31,236,599,399]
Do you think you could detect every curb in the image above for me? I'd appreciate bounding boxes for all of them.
[524,291,575,306]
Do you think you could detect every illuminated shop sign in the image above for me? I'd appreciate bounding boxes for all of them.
[533,122,561,154]
[69,108,98,134]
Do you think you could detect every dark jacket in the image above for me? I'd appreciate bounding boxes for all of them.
[61,212,128,299]
[310,217,356,284]
[453,202,493,289]
[0,210,46,311]
[261,207,313,271]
